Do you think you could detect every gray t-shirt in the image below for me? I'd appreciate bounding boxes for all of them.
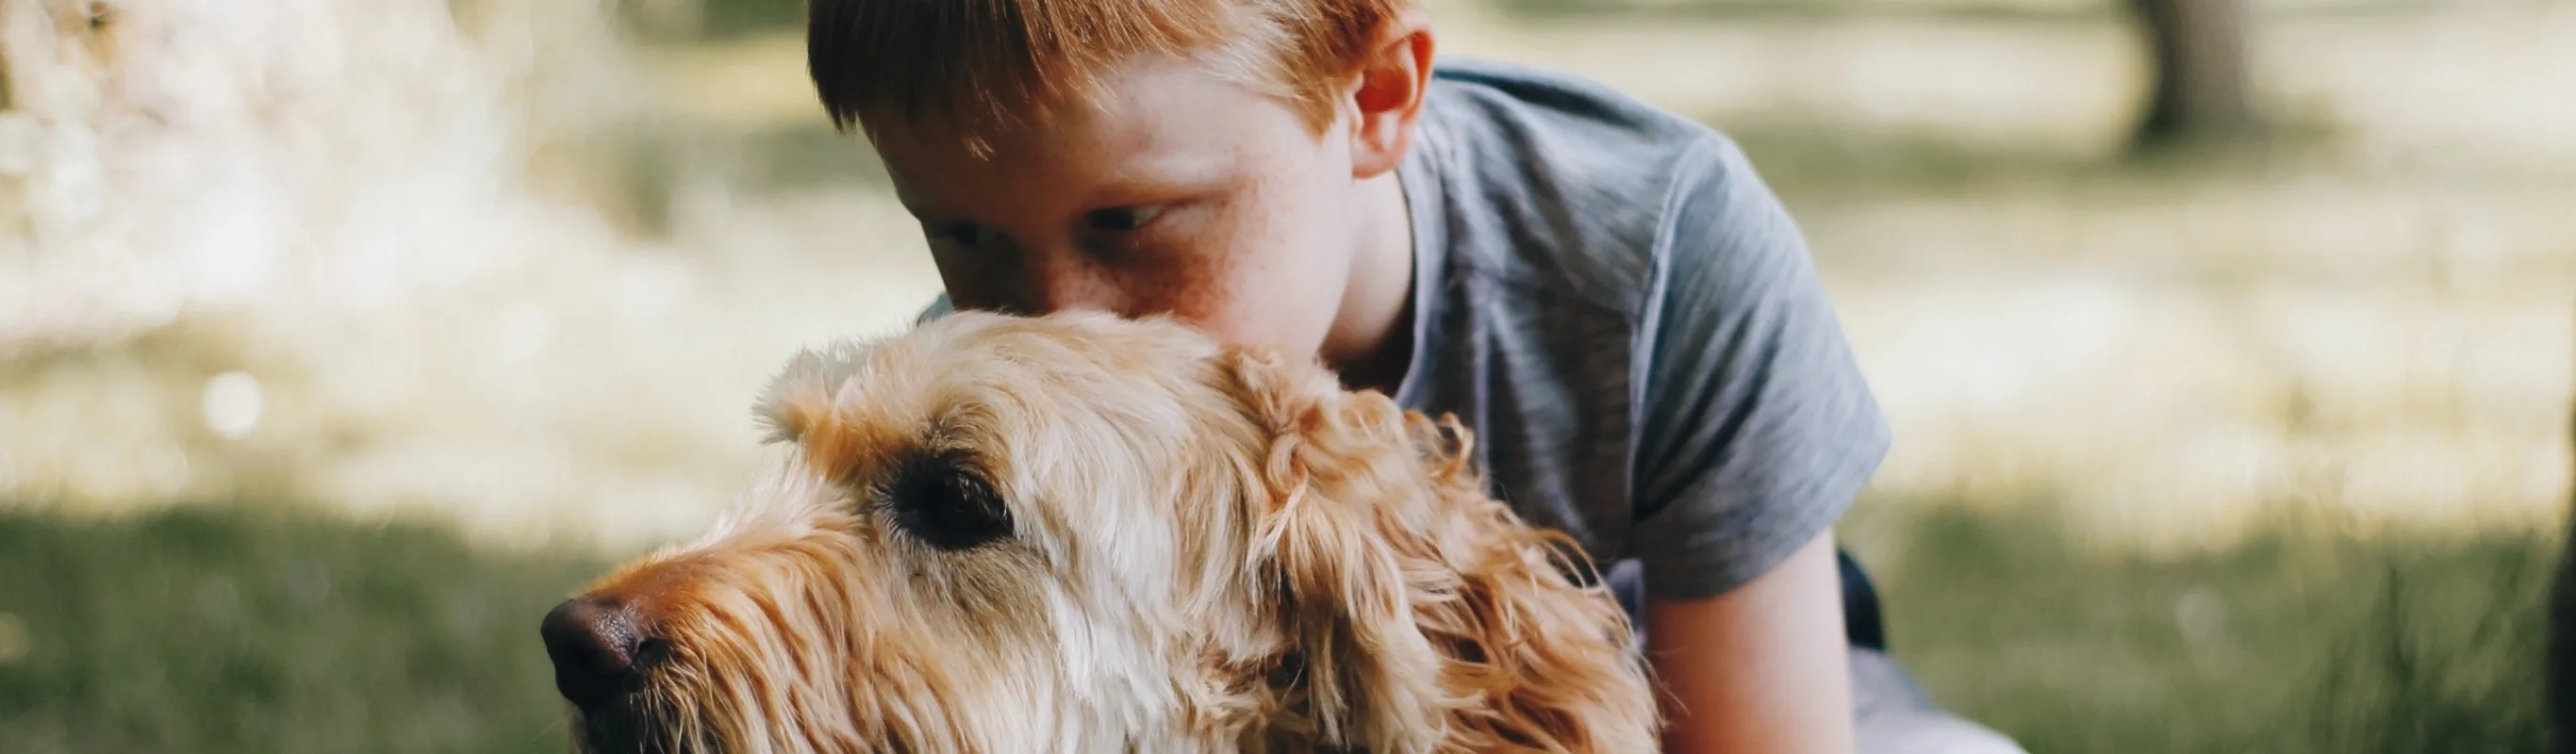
[917,57,1890,601]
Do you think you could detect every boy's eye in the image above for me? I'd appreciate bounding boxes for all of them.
[933,222,1005,248]
[1082,205,1164,233]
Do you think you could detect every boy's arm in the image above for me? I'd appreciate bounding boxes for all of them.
[1648,532,1856,753]
[1631,137,1885,753]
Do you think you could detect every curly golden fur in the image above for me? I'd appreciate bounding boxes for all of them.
[543,310,1659,753]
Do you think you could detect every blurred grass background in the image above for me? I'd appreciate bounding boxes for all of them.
[1,0,2568,750]
[0,500,2551,752]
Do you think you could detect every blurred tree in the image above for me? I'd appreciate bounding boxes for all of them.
[2553,325,2576,753]
[2127,0,2258,150]
[613,0,804,43]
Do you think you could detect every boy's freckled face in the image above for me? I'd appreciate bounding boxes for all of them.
[866,57,1368,362]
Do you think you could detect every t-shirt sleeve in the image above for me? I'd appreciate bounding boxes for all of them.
[1630,136,1891,600]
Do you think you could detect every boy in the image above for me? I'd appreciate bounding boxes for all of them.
[805,1,2024,750]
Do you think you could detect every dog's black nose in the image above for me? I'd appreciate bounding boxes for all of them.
[541,597,655,706]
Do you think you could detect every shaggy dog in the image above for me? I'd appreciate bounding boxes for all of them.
[539,311,1660,753]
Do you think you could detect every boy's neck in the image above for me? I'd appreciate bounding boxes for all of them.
[1325,171,1417,396]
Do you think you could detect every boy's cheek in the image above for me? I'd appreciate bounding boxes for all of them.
[924,260,1014,313]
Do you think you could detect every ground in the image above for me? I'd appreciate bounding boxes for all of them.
[0,500,2549,753]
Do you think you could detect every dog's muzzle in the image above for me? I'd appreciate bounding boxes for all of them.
[541,596,664,707]
[544,596,685,752]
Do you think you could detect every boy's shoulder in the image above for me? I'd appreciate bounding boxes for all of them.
[1405,60,1878,600]
[1408,57,1759,315]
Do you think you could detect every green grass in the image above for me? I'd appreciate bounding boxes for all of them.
[0,505,610,754]
[1870,504,2555,752]
[0,501,2554,752]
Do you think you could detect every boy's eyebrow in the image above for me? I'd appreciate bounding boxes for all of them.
[880,141,1238,222]
[878,161,985,221]
[1082,154,1235,205]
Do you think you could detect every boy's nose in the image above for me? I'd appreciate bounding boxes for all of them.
[1017,247,1129,315]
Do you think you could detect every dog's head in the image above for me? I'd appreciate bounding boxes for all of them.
[540,310,1657,753]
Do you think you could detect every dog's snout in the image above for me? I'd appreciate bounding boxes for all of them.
[541,596,658,706]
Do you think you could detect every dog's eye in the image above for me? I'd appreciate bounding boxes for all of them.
[886,456,1013,550]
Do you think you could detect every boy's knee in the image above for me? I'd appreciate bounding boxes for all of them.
[1856,715,2028,754]
[1851,648,2025,754]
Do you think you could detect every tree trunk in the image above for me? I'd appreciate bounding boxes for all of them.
[2127,0,2258,150]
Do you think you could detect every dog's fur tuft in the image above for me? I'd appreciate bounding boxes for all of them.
[1225,344,1656,752]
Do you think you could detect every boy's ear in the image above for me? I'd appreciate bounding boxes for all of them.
[1346,9,1436,179]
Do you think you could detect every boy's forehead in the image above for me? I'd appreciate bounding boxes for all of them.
[902,58,1296,151]
[868,57,1302,204]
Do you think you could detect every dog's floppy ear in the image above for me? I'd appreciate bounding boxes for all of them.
[1220,346,1661,753]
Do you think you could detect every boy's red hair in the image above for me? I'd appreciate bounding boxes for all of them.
[806,0,1413,154]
